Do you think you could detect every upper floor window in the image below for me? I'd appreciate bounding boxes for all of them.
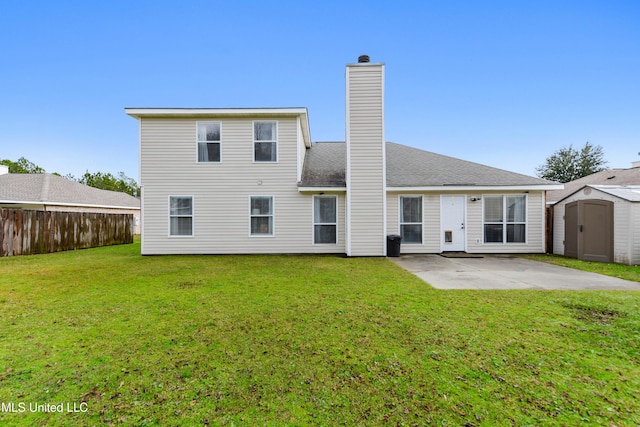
[400,196,422,244]
[254,121,277,162]
[169,196,193,237]
[484,195,526,243]
[197,122,221,162]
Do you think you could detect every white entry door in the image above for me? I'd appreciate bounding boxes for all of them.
[440,195,466,251]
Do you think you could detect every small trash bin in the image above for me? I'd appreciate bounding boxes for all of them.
[387,234,402,257]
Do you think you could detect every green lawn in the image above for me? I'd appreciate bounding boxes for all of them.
[523,253,640,282]
[0,242,638,426]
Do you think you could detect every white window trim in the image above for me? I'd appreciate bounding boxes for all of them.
[168,195,194,238]
[196,121,222,163]
[482,194,528,244]
[313,195,338,245]
[252,120,278,163]
[399,195,423,244]
[249,195,275,237]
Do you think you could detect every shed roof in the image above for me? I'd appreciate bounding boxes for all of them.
[0,173,140,209]
[299,142,558,189]
[585,185,640,202]
[546,167,640,204]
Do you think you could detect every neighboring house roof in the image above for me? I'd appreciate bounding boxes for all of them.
[0,173,140,209]
[546,167,640,204]
[299,141,559,189]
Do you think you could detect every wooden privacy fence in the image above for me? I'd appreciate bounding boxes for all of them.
[0,209,133,256]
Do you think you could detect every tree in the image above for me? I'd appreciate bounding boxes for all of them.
[0,157,45,174]
[77,171,140,197]
[535,142,607,183]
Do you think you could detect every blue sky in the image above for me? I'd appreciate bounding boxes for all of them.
[1,0,638,180]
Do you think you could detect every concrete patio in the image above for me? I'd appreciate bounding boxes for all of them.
[391,254,640,290]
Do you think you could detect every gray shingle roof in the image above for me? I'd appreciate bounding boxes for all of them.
[300,142,346,187]
[546,167,640,204]
[386,142,554,187]
[299,142,555,188]
[0,173,140,209]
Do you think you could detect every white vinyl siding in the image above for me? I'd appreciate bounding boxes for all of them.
[138,117,345,255]
[387,191,545,254]
[346,63,386,256]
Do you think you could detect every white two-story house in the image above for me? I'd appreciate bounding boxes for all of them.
[126,56,561,256]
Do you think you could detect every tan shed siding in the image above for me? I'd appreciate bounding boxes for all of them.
[140,117,344,254]
[553,189,635,263]
[631,203,640,264]
[347,64,386,256]
[612,197,630,264]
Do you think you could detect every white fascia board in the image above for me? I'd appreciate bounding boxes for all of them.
[125,107,308,118]
[298,187,346,193]
[386,184,564,192]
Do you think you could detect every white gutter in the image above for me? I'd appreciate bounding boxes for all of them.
[386,184,564,192]
[297,187,347,192]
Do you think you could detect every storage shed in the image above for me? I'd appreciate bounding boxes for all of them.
[552,185,640,265]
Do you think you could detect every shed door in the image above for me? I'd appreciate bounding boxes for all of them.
[580,200,613,263]
[564,199,613,263]
[564,202,578,258]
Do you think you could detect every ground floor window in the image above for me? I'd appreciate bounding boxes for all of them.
[169,196,193,236]
[400,196,422,244]
[483,195,526,243]
[250,196,274,236]
[314,196,337,244]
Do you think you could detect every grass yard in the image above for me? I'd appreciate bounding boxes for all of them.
[0,242,639,426]
[523,253,640,283]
